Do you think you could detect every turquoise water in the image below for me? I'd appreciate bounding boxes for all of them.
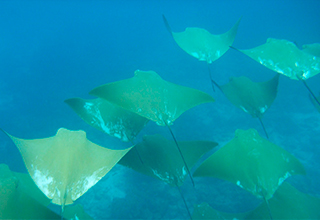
[1,0,319,219]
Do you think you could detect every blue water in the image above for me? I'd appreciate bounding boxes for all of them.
[1,0,319,219]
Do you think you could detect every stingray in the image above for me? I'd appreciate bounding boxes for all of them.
[163,15,241,91]
[193,129,305,201]
[245,182,320,219]
[90,70,214,126]
[309,93,320,112]
[89,69,215,186]
[2,128,132,212]
[0,164,61,219]
[212,74,280,138]
[119,134,217,187]
[163,15,241,64]
[64,97,149,142]
[232,38,320,106]
[119,134,218,218]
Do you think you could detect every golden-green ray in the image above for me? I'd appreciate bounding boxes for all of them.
[89,70,214,186]
[119,134,217,187]
[245,182,320,219]
[119,134,217,219]
[89,70,214,126]
[234,38,320,80]
[193,129,305,200]
[0,164,61,219]
[217,74,279,118]
[163,15,241,64]
[64,97,149,142]
[214,74,279,138]
[2,128,132,208]
[234,38,320,109]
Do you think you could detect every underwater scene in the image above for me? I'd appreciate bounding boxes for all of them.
[1,0,320,219]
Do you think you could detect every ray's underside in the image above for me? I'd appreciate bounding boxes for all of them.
[2,128,132,208]
[193,129,306,200]
[1,13,320,220]
[64,97,149,142]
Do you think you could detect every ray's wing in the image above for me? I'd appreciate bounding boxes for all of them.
[237,38,320,80]
[220,74,279,118]
[302,43,320,57]
[13,171,51,207]
[89,70,214,126]
[65,97,148,142]
[119,135,178,186]
[0,164,61,219]
[170,18,241,63]
[119,134,217,187]
[192,183,320,219]
[3,128,132,206]
[245,182,320,219]
[193,129,305,199]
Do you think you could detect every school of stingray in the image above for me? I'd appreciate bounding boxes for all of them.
[1,15,320,219]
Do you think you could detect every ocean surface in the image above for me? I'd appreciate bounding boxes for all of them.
[1,0,320,219]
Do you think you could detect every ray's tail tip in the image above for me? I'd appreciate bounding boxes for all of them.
[162,14,173,36]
